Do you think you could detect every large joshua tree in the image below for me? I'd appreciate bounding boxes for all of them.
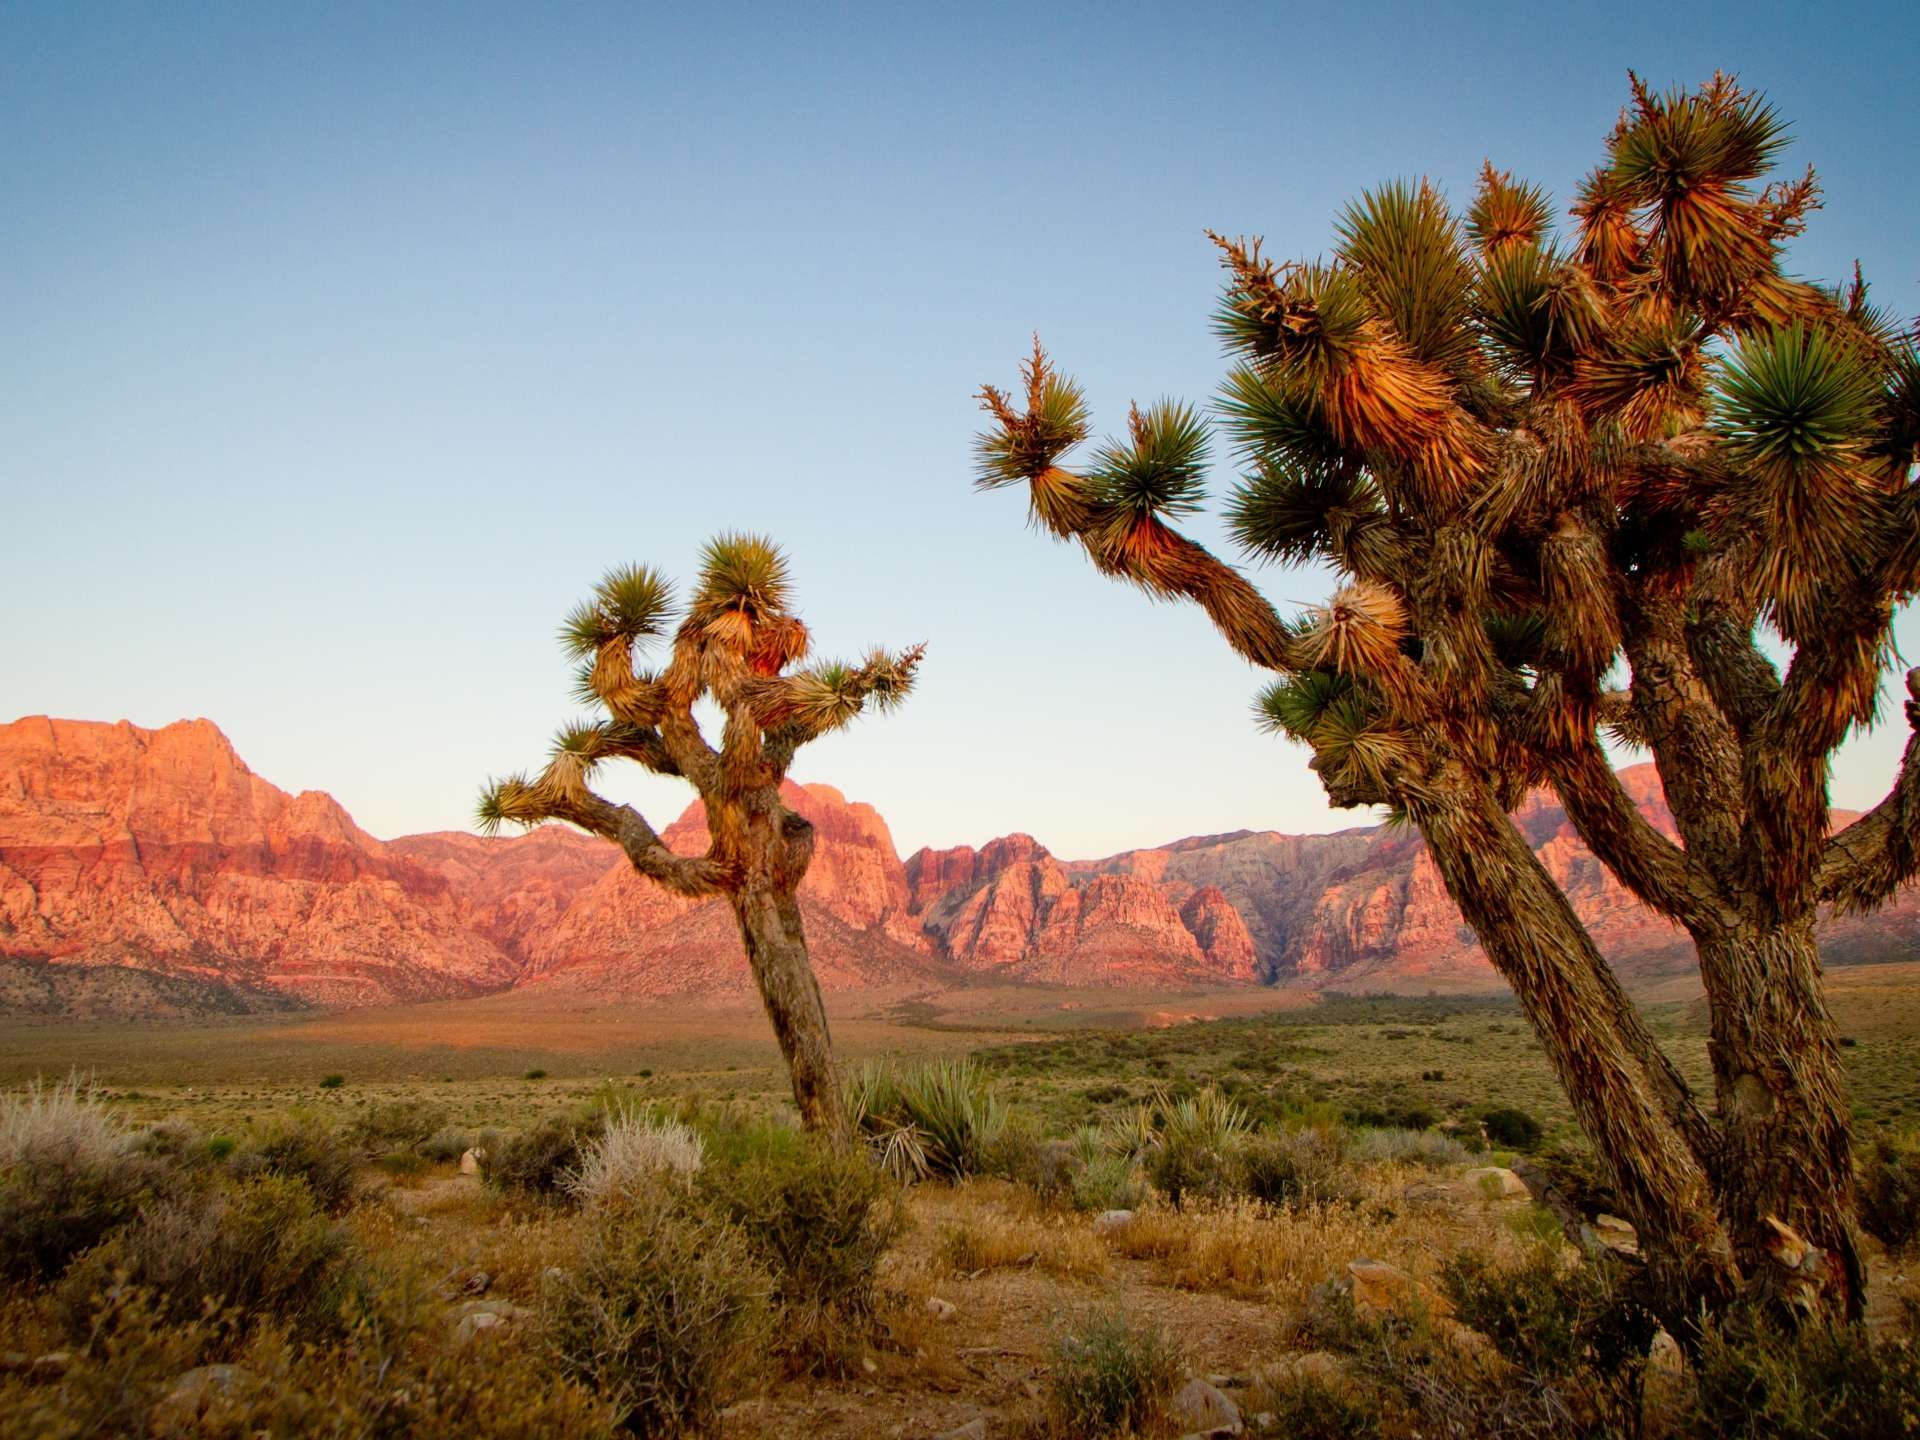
[480,535,923,1143]
[977,76,1920,1329]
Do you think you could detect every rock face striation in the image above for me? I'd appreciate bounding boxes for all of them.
[4,713,1917,1014]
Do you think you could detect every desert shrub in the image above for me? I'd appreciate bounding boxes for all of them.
[1347,1100,1439,1132]
[418,1123,473,1164]
[1857,1128,1920,1253]
[136,1118,215,1168]
[1350,1126,1473,1170]
[346,1097,447,1153]
[1251,1362,1390,1440]
[227,1112,358,1213]
[1045,1306,1183,1437]
[0,1076,162,1283]
[483,1112,601,1201]
[1480,1106,1545,1152]
[1679,1312,1920,1440]
[543,1190,773,1437]
[1241,1128,1356,1207]
[568,1108,703,1210]
[847,1059,1007,1181]
[61,1171,354,1340]
[697,1136,902,1371]
[318,1074,345,1089]
[5,1285,218,1440]
[1440,1244,1654,1387]
[525,1068,548,1081]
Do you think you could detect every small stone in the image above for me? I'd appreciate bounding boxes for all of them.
[925,1296,958,1322]
[461,1270,491,1296]
[1092,1209,1135,1235]
[1463,1166,1530,1198]
[1649,1328,1685,1376]
[30,1352,71,1380]
[1593,1214,1639,1253]
[934,1421,987,1440]
[459,1147,484,1175]
[1170,1376,1242,1436]
[861,1355,879,1374]
[161,1364,253,1416]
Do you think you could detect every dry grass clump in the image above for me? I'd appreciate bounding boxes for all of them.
[1349,1126,1475,1171]
[1100,1197,1433,1309]
[936,1212,1110,1281]
[543,1188,774,1437]
[567,1108,703,1210]
[0,1076,159,1284]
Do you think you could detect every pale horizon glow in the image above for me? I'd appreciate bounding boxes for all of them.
[4,3,1917,859]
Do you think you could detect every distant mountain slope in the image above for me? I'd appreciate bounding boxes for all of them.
[4,713,1915,1016]
[0,716,516,1008]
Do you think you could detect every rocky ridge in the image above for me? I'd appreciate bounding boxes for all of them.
[4,714,1916,1013]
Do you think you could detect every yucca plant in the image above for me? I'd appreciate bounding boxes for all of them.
[845,1060,1006,1181]
[978,75,1920,1329]
[481,536,923,1143]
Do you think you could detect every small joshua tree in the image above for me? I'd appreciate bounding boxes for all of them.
[977,76,1919,1328]
[480,535,922,1143]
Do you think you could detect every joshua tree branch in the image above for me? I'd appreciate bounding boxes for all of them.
[1819,672,1920,912]
[483,778,734,897]
[1546,736,1719,932]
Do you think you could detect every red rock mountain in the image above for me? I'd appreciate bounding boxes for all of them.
[4,714,1916,1013]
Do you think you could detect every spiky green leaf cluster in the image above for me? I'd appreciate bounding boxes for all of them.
[1226,464,1379,567]
[1336,181,1475,371]
[475,775,538,835]
[1608,81,1788,203]
[1716,324,1881,479]
[559,563,676,659]
[1216,365,1342,466]
[974,371,1092,488]
[1088,402,1210,521]
[695,532,791,615]
[1215,261,1369,380]
[1466,170,1555,254]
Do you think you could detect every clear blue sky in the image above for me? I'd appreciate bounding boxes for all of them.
[4,2,1917,857]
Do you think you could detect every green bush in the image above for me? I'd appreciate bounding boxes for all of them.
[1045,1306,1183,1437]
[0,1077,164,1283]
[318,1074,345,1089]
[1680,1312,1920,1440]
[228,1112,359,1213]
[346,1098,448,1154]
[482,1112,600,1201]
[61,1170,354,1340]
[1144,1086,1249,1210]
[698,1137,902,1372]
[1857,1128,1920,1253]
[1240,1128,1356,1207]
[1480,1106,1545,1152]
[543,1190,773,1437]
[419,1124,474,1164]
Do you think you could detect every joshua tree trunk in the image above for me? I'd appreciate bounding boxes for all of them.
[1696,921,1863,1315]
[732,883,850,1145]
[1415,767,1742,1328]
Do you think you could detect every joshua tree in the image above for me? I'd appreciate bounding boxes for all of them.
[977,76,1919,1329]
[480,535,923,1143]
